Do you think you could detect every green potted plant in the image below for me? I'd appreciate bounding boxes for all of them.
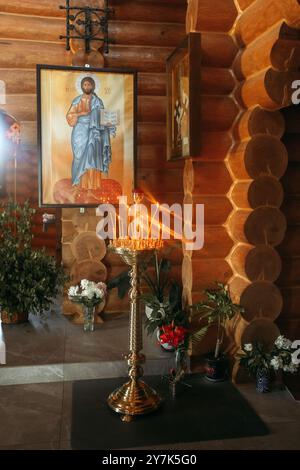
[140,252,184,350]
[0,200,66,323]
[195,282,244,382]
[238,336,299,393]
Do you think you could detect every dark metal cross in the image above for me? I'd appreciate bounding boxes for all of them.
[59,0,113,54]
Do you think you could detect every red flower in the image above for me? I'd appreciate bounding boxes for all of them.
[159,323,187,348]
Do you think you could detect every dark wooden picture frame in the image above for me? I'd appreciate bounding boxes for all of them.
[37,64,137,208]
[166,32,201,160]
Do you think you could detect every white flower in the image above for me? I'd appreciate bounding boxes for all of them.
[69,279,107,306]
[275,335,292,350]
[289,363,298,373]
[283,363,298,373]
[68,286,79,297]
[82,287,95,299]
[80,279,90,289]
[93,287,101,299]
[244,343,253,352]
[270,356,283,370]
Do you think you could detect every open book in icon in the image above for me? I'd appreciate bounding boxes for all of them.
[100,109,120,127]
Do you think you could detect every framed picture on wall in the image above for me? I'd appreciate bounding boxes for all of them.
[37,64,137,207]
[166,32,201,160]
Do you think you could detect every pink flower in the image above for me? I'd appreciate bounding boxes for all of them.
[96,282,107,295]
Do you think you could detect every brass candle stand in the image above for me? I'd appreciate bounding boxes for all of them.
[107,242,163,422]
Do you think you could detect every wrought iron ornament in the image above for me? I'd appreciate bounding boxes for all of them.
[59,0,113,53]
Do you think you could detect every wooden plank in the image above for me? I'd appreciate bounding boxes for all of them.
[191,259,233,291]
[0,13,185,47]
[192,227,234,259]
[0,0,186,23]
[186,0,238,33]
[193,162,232,195]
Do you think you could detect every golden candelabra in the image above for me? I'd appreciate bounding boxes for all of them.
[107,242,163,422]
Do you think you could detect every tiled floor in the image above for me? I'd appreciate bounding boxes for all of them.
[0,308,176,385]
[2,308,130,366]
[0,380,299,450]
[0,308,300,450]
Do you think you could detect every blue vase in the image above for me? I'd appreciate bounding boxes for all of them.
[256,369,270,393]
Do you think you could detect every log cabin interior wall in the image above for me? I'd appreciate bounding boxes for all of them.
[1,0,300,361]
[186,0,300,377]
[184,0,238,355]
[0,0,187,320]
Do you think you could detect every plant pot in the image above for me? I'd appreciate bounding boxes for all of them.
[145,302,164,320]
[204,354,229,382]
[256,369,271,393]
[145,304,154,320]
[1,311,28,324]
[156,328,175,352]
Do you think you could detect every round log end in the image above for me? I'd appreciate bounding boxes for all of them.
[240,281,283,322]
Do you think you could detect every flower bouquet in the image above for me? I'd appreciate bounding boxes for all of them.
[238,335,298,392]
[159,322,190,397]
[68,279,107,332]
[270,335,298,374]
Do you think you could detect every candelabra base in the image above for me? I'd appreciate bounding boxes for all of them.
[107,378,162,421]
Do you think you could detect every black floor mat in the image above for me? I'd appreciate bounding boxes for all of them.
[71,374,269,450]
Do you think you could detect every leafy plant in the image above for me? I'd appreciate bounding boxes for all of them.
[0,200,66,318]
[107,269,131,299]
[140,253,173,304]
[144,298,188,336]
[194,282,244,359]
[139,251,185,336]
[238,342,272,376]
[238,336,299,377]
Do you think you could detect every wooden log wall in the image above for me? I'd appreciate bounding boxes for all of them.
[184,0,238,354]
[186,0,300,369]
[230,0,300,382]
[0,0,187,317]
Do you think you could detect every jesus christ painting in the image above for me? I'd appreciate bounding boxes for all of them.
[38,65,136,207]
[66,76,116,191]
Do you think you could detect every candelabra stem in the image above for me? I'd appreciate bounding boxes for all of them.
[107,249,162,421]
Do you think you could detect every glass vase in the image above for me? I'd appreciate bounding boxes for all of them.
[169,380,177,399]
[256,369,271,393]
[83,305,95,332]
